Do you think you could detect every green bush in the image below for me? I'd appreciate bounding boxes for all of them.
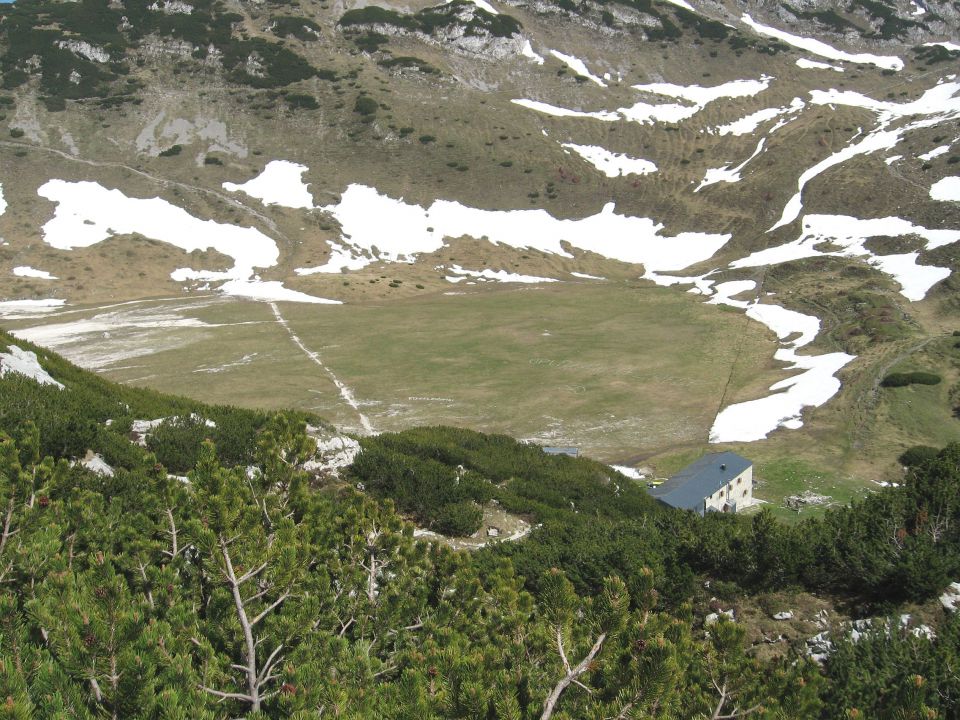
[285,92,319,109]
[42,95,66,111]
[9,128,24,138]
[418,134,435,144]
[433,500,483,536]
[898,445,939,467]
[158,144,182,157]
[351,32,389,52]
[270,16,322,41]
[881,371,942,388]
[353,94,378,116]
[146,416,210,473]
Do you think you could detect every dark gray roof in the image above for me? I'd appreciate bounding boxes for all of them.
[543,447,579,457]
[649,452,751,512]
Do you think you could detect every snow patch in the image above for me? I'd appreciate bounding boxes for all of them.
[741,14,902,71]
[696,139,765,191]
[520,39,544,64]
[445,265,558,283]
[919,144,950,161]
[510,99,619,120]
[550,50,606,87]
[13,266,58,280]
[714,98,804,136]
[561,143,657,177]
[924,41,960,52]
[0,299,66,316]
[931,176,960,201]
[455,0,498,14]
[222,160,314,209]
[620,77,773,126]
[316,184,731,274]
[216,280,342,304]
[735,214,960,301]
[795,58,843,72]
[0,345,64,388]
[514,76,772,126]
[709,301,855,443]
[38,179,330,304]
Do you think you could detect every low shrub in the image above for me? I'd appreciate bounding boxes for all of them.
[881,371,942,388]
[899,445,939,467]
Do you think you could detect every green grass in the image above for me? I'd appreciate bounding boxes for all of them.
[4,283,780,461]
[752,457,862,522]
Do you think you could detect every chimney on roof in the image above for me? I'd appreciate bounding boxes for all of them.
[720,463,727,471]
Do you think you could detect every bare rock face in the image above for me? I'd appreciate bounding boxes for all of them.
[57,40,111,63]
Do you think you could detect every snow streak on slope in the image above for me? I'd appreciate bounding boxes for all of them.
[520,40,544,64]
[796,58,843,72]
[695,139,765,191]
[561,143,657,176]
[741,14,903,71]
[771,81,960,230]
[713,98,804,136]
[513,76,772,125]
[709,299,855,443]
[0,184,6,216]
[550,50,606,87]
[510,99,619,120]
[735,215,960,301]
[445,265,559,283]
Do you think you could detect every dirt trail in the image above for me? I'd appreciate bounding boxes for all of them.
[268,301,375,435]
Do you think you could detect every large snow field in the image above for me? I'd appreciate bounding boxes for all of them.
[10,301,232,367]
[293,184,731,275]
[37,179,338,304]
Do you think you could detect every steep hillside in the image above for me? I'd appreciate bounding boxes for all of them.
[3,330,960,717]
